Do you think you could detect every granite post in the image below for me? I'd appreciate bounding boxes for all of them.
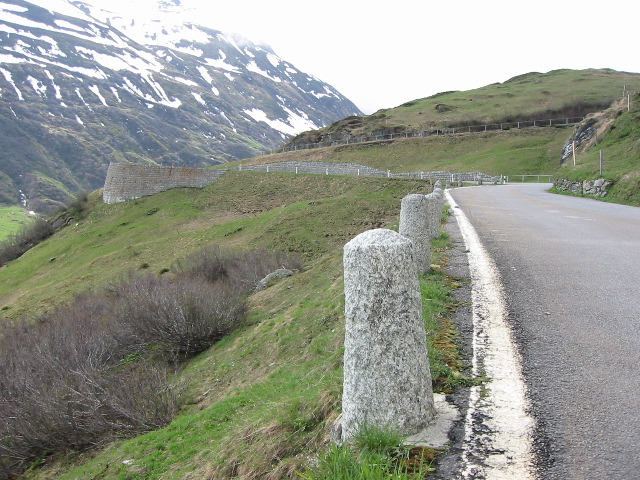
[340,229,435,443]
[399,194,431,274]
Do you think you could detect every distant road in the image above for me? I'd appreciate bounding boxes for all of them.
[448,184,640,480]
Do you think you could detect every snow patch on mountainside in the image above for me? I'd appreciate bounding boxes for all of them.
[243,107,318,136]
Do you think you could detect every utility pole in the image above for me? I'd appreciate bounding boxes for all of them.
[572,141,577,166]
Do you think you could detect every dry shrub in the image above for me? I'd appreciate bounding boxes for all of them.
[0,296,179,479]
[112,273,247,361]
[0,243,300,478]
[171,246,303,292]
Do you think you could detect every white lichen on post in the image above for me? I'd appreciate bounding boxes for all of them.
[399,193,431,274]
[340,228,435,443]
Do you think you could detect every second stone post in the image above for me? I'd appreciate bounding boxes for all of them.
[399,193,431,274]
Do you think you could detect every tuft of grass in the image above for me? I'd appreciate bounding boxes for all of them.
[299,427,436,480]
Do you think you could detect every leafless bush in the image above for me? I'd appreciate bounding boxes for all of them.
[171,246,303,292]
[0,244,288,478]
[112,273,248,362]
[0,294,179,479]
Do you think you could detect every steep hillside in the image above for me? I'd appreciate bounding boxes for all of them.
[0,172,427,320]
[0,0,361,211]
[556,92,640,205]
[218,69,638,184]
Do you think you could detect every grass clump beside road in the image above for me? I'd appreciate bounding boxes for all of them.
[300,427,438,479]
[2,173,469,479]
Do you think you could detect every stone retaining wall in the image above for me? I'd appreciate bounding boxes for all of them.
[103,163,226,204]
[553,177,612,197]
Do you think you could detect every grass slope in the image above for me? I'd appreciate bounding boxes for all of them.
[246,69,638,181]
[0,172,429,321]
[325,69,640,136]
[0,206,32,241]
[2,172,467,479]
[238,127,570,176]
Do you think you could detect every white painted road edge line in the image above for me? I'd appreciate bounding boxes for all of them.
[445,190,536,480]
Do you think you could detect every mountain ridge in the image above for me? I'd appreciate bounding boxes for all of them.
[0,0,361,211]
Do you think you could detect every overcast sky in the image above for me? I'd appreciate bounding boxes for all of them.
[89,0,638,114]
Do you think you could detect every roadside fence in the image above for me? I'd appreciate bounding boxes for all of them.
[265,116,586,155]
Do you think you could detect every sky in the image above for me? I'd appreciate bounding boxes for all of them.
[86,0,639,114]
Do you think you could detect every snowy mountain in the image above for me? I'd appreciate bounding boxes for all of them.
[0,0,361,211]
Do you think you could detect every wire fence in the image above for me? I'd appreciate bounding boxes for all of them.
[234,160,502,183]
[265,116,586,155]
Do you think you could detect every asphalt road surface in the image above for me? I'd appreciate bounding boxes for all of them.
[448,184,640,480]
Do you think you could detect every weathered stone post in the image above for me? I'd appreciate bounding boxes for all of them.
[340,229,435,443]
[399,194,431,274]
[424,193,440,240]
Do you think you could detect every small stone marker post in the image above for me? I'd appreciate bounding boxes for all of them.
[399,194,431,274]
[340,229,435,443]
[424,193,440,240]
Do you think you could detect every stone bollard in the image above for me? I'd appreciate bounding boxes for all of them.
[399,194,431,274]
[340,229,435,443]
[424,193,440,240]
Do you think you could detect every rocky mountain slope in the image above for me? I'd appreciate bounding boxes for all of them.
[0,0,361,211]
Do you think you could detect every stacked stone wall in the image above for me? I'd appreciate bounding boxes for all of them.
[103,163,227,204]
[553,177,612,197]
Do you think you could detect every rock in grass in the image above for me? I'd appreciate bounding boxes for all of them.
[254,268,294,292]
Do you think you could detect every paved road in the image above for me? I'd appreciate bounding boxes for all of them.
[448,184,640,480]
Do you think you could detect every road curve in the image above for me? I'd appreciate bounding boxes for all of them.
[448,184,640,480]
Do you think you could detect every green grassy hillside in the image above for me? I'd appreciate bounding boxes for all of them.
[238,126,570,176]
[298,69,640,140]
[0,206,32,240]
[0,172,429,321]
[1,172,465,479]
[233,69,640,199]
